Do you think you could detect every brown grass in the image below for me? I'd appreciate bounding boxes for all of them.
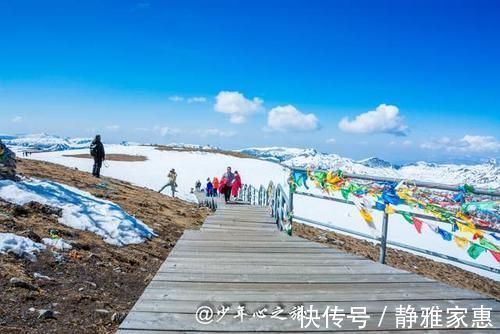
[0,159,209,333]
[293,223,500,299]
[151,144,255,159]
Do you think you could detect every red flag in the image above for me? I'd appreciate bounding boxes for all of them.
[412,217,423,234]
[491,250,500,263]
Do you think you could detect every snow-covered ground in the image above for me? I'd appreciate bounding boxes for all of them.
[0,233,46,261]
[0,178,155,246]
[25,145,290,203]
[11,142,499,280]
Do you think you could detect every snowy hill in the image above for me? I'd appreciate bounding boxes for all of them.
[3,134,498,189]
[238,146,500,189]
[357,157,394,168]
[2,133,92,152]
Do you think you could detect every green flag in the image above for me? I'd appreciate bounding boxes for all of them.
[467,244,486,259]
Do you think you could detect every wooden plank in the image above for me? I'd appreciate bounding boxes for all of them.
[175,240,340,248]
[170,246,348,254]
[130,299,500,315]
[119,201,498,333]
[159,264,409,275]
[169,251,355,259]
[151,272,431,284]
[119,311,500,331]
[118,330,500,334]
[166,257,369,265]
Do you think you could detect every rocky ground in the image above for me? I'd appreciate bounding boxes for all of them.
[0,159,209,333]
[294,223,500,299]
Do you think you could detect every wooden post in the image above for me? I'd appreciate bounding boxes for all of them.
[379,212,389,264]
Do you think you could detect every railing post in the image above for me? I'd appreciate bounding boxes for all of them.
[379,212,389,264]
[288,183,294,234]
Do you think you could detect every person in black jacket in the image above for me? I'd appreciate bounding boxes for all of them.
[90,135,105,178]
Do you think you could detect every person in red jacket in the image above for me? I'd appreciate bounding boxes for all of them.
[231,171,242,198]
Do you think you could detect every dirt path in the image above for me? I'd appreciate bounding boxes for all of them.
[0,159,209,333]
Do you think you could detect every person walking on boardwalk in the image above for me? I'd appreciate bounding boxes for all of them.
[231,171,242,198]
[212,176,219,197]
[90,135,105,178]
[206,178,214,197]
[221,166,235,204]
[159,168,178,197]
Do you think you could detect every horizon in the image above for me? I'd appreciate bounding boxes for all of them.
[1,0,499,163]
[2,131,498,166]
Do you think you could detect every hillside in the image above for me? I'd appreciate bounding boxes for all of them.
[0,159,208,333]
[239,147,500,189]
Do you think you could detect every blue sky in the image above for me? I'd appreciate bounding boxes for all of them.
[1,0,499,163]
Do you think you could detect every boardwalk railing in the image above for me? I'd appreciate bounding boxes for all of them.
[246,167,500,275]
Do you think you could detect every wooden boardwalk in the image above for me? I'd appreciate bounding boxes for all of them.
[118,201,499,333]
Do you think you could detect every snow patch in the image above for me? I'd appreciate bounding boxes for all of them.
[0,233,46,261]
[42,238,73,251]
[0,179,156,246]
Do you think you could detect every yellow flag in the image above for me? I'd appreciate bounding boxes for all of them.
[454,235,469,249]
[359,208,374,224]
[384,204,396,214]
[457,222,484,238]
[456,211,472,224]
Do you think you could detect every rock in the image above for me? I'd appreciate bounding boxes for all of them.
[78,287,84,292]
[33,273,52,280]
[111,312,126,323]
[38,309,56,320]
[28,307,36,312]
[25,230,42,243]
[85,281,97,288]
[25,202,62,216]
[12,206,29,217]
[9,277,38,291]
[95,309,110,316]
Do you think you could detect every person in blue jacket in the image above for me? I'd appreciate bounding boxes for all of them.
[206,178,214,197]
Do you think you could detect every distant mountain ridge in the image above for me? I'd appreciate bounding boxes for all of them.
[3,134,498,189]
[2,133,92,152]
[237,146,499,189]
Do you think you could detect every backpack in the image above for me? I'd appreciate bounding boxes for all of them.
[90,143,97,157]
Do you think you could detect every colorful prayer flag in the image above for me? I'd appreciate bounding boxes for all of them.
[467,243,486,259]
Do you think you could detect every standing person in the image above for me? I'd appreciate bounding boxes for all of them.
[159,168,178,197]
[231,171,242,198]
[212,176,219,197]
[206,178,213,197]
[90,135,105,178]
[195,180,202,192]
[221,166,235,203]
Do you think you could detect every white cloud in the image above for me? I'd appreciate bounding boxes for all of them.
[266,105,319,132]
[106,125,120,131]
[187,97,207,104]
[195,128,236,138]
[154,126,181,137]
[326,138,336,144]
[390,139,412,146]
[214,91,263,124]
[11,116,22,123]
[338,104,408,136]
[169,95,184,102]
[421,135,500,153]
